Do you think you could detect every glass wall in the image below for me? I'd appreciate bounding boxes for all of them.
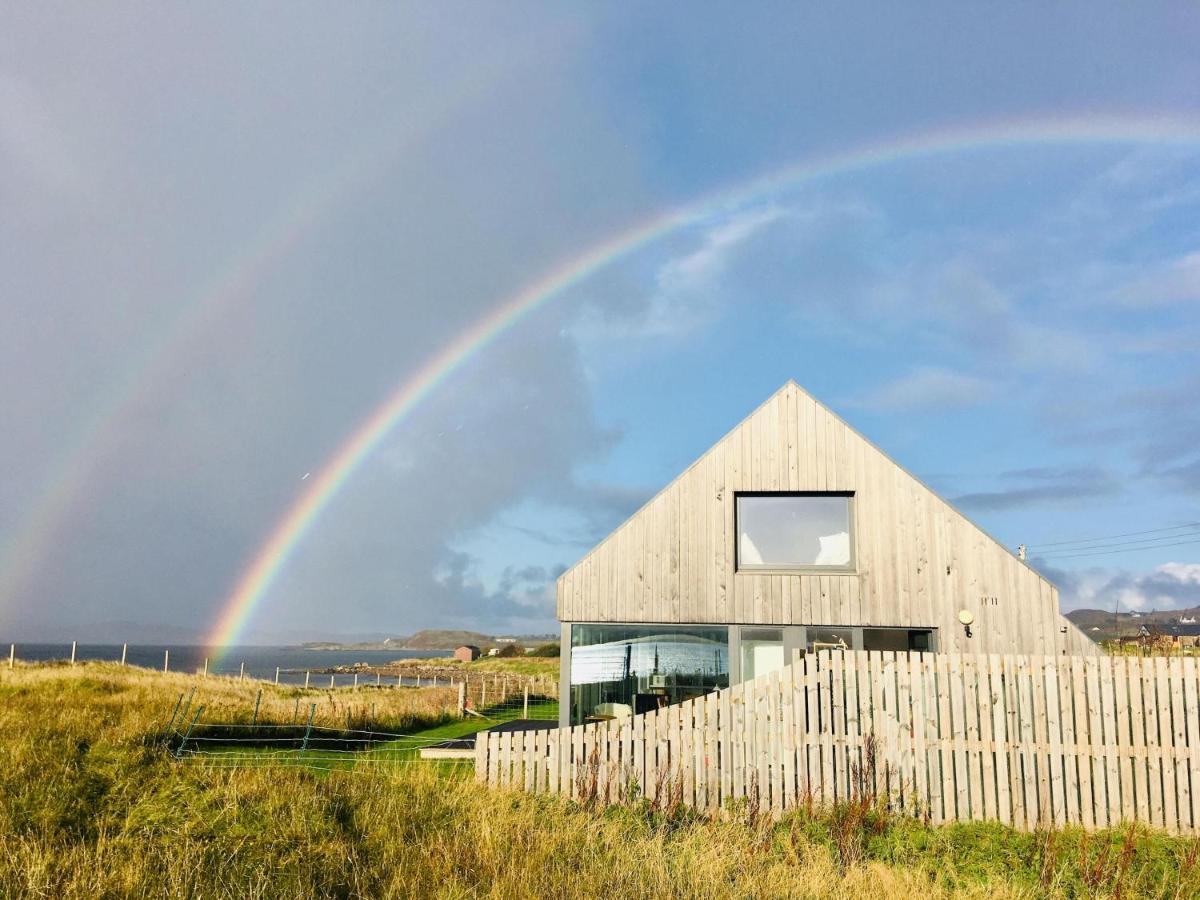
[739,627,785,681]
[569,624,729,725]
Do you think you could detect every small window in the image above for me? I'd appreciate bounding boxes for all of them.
[861,628,935,653]
[736,493,854,571]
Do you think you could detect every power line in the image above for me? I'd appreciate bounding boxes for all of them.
[1028,521,1200,550]
[1035,531,1200,558]
[1032,537,1200,561]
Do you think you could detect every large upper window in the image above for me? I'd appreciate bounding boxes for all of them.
[736,492,854,571]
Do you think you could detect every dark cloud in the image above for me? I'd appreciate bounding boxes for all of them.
[952,466,1120,512]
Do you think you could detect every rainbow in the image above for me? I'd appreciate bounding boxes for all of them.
[0,56,511,626]
[206,114,1200,650]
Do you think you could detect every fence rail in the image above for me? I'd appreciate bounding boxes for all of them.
[476,650,1200,835]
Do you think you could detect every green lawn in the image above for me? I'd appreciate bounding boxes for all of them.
[178,696,560,771]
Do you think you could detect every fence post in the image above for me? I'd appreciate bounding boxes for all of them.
[458,680,466,717]
[252,688,262,726]
[180,685,196,722]
[353,672,359,690]
[203,657,209,678]
[304,670,310,689]
[301,703,316,752]
[482,680,488,709]
[239,661,245,681]
[179,704,205,755]
[329,674,335,689]
[8,644,13,670]
[293,696,300,723]
[275,667,280,685]
[397,673,402,688]
[524,684,529,719]
[166,691,185,735]
[163,649,169,673]
[416,675,422,687]
[70,641,77,665]
[376,672,381,686]
[121,643,127,666]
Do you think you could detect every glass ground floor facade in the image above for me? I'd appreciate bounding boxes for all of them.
[560,622,937,726]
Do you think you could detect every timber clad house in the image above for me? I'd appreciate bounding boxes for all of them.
[556,381,1096,727]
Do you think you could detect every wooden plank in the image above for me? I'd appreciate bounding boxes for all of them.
[1111,656,1134,825]
[1183,658,1200,834]
[1169,656,1190,835]
[1139,656,1163,828]
[988,653,1013,827]
[936,653,957,823]
[960,653,984,820]
[1155,657,1178,831]
[974,653,998,823]
[1099,656,1122,828]
[1083,655,1109,828]
[1125,656,1147,826]
[1070,654,1095,829]
[1042,656,1065,827]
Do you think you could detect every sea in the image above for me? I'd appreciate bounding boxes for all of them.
[7,644,449,687]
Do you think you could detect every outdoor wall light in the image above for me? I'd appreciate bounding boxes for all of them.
[958,609,975,639]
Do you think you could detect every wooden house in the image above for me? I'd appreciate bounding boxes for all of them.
[556,382,1096,725]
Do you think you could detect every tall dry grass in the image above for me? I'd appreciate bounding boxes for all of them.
[2,662,1197,899]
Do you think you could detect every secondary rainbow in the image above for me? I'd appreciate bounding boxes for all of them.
[209,113,1200,651]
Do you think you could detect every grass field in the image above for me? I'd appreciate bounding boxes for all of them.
[2,662,1198,898]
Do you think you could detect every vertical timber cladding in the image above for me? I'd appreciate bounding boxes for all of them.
[556,381,1096,656]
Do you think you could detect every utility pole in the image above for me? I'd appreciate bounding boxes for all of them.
[1017,544,1026,561]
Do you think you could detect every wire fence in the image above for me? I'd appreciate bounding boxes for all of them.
[163,672,560,774]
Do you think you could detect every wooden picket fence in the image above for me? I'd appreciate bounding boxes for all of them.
[475,650,1200,835]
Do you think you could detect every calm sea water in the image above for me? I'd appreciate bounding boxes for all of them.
[7,644,449,687]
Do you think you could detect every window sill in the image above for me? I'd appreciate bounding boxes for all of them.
[736,568,858,576]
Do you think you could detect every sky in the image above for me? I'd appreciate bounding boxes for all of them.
[2,4,1199,644]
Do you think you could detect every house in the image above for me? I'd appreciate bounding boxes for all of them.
[555,382,1096,726]
[454,645,481,662]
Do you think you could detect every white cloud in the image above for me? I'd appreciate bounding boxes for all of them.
[1043,562,1200,612]
[1110,251,1200,308]
[656,205,787,294]
[849,366,995,414]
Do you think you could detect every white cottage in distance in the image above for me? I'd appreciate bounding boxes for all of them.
[556,381,1096,726]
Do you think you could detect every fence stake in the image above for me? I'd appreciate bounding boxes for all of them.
[179,704,205,755]
[416,674,421,687]
[165,691,185,735]
[397,672,402,688]
[293,696,300,722]
[8,643,13,669]
[376,672,381,686]
[523,684,529,719]
[457,680,466,717]
[330,674,335,689]
[275,666,280,685]
[70,640,77,665]
[203,657,209,678]
[301,703,316,751]
[482,680,488,709]
[353,672,359,689]
[163,649,169,672]
[239,661,245,681]
[121,643,127,666]
[252,689,262,726]
[180,685,196,723]
[304,670,310,689]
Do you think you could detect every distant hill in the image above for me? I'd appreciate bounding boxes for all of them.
[1066,605,1200,642]
[299,629,557,651]
[400,629,496,650]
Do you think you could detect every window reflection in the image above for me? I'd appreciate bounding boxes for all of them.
[570,624,728,725]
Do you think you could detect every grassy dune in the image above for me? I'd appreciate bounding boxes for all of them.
[1,663,1198,898]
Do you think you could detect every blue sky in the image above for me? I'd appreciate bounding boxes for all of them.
[2,5,1199,641]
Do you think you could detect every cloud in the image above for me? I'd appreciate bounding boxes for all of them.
[1110,251,1200,308]
[0,74,91,200]
[1038,561,1200,612]
[572,205,789,342]
[952,466,1120,512]
[849,366,995,413]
